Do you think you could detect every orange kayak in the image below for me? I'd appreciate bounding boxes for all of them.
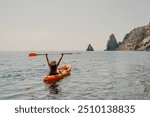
[43,64,71,83]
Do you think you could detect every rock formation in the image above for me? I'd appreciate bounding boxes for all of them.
[117,23,150,51]
[105,22,150,51]
[105,34,119,51]
[86,44,94,51]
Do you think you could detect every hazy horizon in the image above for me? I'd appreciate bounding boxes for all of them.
[0,0,150,51]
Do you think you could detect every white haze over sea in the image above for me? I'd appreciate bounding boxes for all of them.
[0,0,150,51]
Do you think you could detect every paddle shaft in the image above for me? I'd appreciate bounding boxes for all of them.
[29,52,80,57]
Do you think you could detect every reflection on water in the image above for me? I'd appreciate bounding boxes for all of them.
[46,83,60,94]
[44,82,62,100]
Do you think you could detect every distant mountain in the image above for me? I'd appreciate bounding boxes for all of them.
[86,44,94,51]
[105,22,150,51]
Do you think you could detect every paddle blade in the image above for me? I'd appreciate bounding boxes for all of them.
[28,53,38,57]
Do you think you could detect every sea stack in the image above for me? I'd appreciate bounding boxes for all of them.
[86,44,94,51]
[105,34,119,51]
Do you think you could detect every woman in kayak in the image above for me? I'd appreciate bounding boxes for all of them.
[46,53,64,75]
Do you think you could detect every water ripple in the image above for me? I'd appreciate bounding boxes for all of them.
[0,51,150,100]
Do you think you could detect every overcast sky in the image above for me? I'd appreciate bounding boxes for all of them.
[0,0,149,51]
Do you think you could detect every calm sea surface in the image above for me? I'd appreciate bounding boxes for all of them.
[0,51,150,100]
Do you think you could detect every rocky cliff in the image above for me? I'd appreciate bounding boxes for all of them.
[86,44,94,51]
[117,23,150,51]
[106,23,150,51]
[105,34,119,51]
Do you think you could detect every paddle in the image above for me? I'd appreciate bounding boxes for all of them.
[28,52,81,57]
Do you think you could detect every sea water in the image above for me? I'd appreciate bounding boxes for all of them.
[0,51,150,100]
